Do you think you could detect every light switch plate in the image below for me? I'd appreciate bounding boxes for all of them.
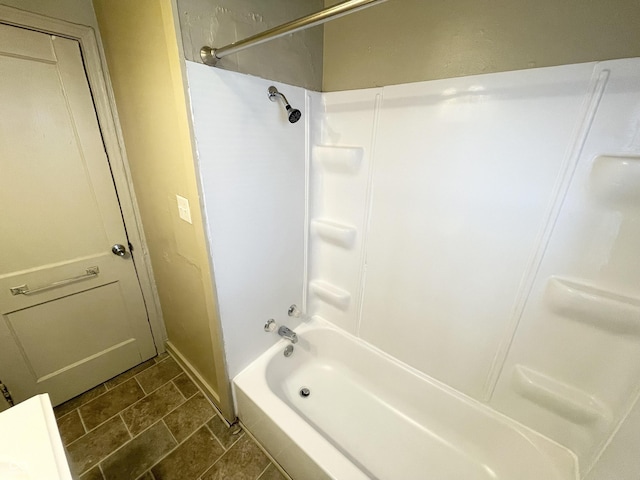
[176,194,192,224]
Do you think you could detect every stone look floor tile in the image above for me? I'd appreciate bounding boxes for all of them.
[257,464,288,480]
[151,426,225,480]
[172,373,198,399]
[79,465,104,480]
[60,358,284,480]
[120,383,184,436]
[105,359,156,390]
[55,384,107,418]
[206,415,243,449]
[135,358,183,394]
[163,392,216,442]
[201,434,270,480]
[79,378,145,431]
[66,415,130,475]
[101,422,177,480]
[56,409,85,445]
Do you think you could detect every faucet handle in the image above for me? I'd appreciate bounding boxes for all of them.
[288,304,311,321]
[264,319,277,332]
[288,304,302,318]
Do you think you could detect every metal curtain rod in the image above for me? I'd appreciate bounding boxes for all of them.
[200,0,389,66]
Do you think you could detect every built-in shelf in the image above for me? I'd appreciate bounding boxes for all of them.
[310,219,357,249]
[545,277,640,335]
[309,280,351,310]
[313,145,363,174]
[590,155,640,207]
[512,365,610,425]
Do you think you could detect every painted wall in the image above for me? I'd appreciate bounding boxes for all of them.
[93,0,228,411]
[309,59,640,474]
[323,0,640,91]
[186,62,306,380]
[176,0,323,90]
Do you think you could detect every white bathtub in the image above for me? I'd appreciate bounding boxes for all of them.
[234,319,578,480]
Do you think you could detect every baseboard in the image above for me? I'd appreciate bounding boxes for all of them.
[164,341,231,424]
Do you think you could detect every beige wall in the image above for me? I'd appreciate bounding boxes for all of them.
[323,0,640,91]
[177,0,324,90]
[93,0,229,414]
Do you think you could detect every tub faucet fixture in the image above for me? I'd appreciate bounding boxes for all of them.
[278,325,298,344]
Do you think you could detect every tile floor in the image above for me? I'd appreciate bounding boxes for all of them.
[54,354,287,480]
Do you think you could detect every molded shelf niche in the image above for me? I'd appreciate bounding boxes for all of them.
[310,219,357,249]
[545,277,640,335]
[309,280,351,310]
[590,155,640,208]
[313,145,363,174]
[512,365,610,425]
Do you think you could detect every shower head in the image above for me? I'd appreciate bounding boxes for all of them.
[287,106,302,124]
[268,86,302,124]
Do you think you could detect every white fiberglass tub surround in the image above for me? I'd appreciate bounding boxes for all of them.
[234,319,577,480]
[187,58,640,480]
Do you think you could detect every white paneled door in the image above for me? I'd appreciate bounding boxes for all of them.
[0,23,156,406]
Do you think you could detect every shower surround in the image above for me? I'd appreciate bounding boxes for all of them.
[186,58,640,479]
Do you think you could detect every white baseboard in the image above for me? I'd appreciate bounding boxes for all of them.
[165,341,232,423]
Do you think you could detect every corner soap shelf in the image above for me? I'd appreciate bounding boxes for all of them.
[512,365,610,425]
[589,155,640,207]
[310,219,357,249]
[309,280,351,310]
[313,145,363,174]
[545,277,640,335]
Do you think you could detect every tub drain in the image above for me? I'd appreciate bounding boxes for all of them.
[299,387,311,398]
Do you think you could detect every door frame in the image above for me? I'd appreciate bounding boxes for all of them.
[0,5,166,353]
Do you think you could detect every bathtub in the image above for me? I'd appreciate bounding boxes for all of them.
[234,319,578,480]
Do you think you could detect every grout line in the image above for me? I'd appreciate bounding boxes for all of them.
[146,424,216,475]
[119,412,134,439]
[76,408,89,436]
[120,377,186,425]
[56,384,108,417]
[201,427,248,478]
[203,420,231,451]
[58,407,89,437]
[134,370,183,397]
[239,422,292,480]
[97,463,105,480]
[105,360,156,390]
[66,371,190,446]
[172,378,188,401]
[68,357,224,478]
[256,463,270,479]
[162,418,179,446]
[163,348,228,421]
[95,419,168,475]
[69,411,125,443]
[66,408,133,449]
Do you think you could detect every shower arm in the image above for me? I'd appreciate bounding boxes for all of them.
[268,87,290,107]
[201,0,389,66]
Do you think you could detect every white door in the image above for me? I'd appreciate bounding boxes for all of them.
[0,23,156,406]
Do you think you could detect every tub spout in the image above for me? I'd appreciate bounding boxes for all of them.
[278,325,298,344]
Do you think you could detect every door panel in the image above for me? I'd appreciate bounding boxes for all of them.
[0,24,156,406]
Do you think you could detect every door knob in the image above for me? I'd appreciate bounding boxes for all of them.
[111,244,127,257]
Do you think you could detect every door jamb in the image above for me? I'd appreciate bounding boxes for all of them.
[0,5,167,352]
